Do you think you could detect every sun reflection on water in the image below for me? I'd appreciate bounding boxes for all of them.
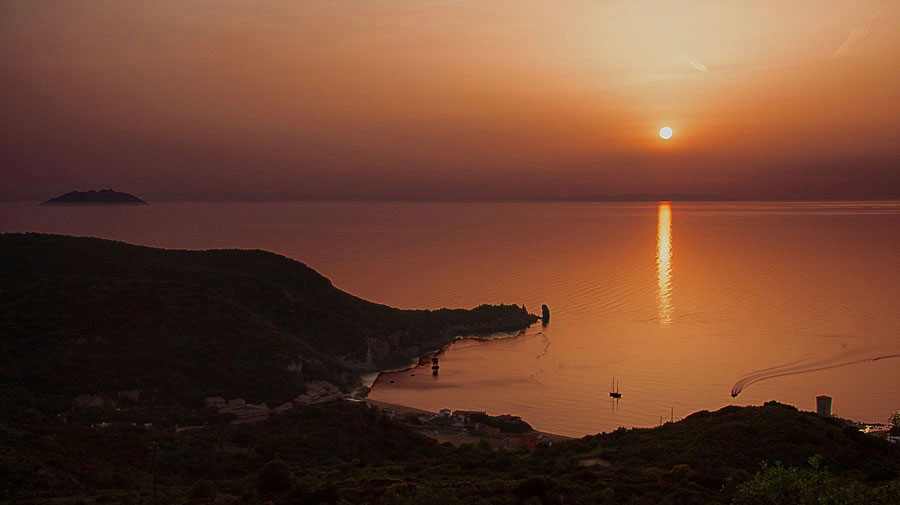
[656,202,673,325]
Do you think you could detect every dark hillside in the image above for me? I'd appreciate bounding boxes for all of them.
[537,402,900,481]
[0,401,444,501]
[0,233,537,408]
[2,400,898,504]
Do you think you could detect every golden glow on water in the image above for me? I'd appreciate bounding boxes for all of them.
[656,202,673,325]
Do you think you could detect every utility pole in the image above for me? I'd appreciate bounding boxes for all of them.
[670,407,674,423]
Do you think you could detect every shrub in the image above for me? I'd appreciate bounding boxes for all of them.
[734,461,900,505]
[256,460,294,494]
[515,477,550,501]
[190,480,216,499]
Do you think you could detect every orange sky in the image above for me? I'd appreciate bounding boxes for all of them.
[2,0,899,200]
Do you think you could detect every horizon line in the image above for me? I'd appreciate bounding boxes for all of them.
[7,194,900,204]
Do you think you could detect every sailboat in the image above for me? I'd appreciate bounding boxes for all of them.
[609,377,622,399]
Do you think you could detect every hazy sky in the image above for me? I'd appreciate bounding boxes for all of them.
[2,0,899,201]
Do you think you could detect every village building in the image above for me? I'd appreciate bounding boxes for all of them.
[218,401,270,424]
[203,397,227,409]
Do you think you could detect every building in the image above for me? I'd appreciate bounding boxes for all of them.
[203,397,273,424]
[203,397,227,409]
[451,410,486,427]
[816,395,832,417]
[219,402,270,424]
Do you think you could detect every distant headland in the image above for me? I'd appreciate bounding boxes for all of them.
[40,189,148,205]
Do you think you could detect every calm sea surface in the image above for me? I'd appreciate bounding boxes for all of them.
[3,201,899,436]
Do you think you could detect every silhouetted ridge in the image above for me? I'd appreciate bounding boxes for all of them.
[40,189,148,205]
[0,233,538,407]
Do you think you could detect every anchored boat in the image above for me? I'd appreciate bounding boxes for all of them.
[609,377,622,399]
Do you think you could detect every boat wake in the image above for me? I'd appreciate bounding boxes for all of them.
[535,331,550,360]
[731,349,900,397]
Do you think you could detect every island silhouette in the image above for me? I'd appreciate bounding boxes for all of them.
[41,189,148,205]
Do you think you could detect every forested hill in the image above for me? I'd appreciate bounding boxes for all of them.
[0,233,538,407]
[3,401,899,504]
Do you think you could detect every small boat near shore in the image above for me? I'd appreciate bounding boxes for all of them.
[609,378,622,399]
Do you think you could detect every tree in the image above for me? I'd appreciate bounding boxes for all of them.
[734,458,900,505]
[888,411,900,429]
[256,460,294,494]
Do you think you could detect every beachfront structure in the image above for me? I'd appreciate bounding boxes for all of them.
[816,395,832,417]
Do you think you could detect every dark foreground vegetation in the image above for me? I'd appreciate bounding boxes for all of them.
[2,401,899,505]
[1,233,898,504]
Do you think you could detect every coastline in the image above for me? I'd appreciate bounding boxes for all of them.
[363,398,573,445]
[361,324,539,388]
[358,325,567,442]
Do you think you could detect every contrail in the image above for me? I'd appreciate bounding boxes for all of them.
[684,57,708,72]
[834,1,895,57]
[731,350,900,397]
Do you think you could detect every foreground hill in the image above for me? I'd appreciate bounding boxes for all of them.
[40,189,148,205]
[2,401,898,504]
[0,233,537,409]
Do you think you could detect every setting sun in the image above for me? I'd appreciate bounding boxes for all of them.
[659,127,673,140]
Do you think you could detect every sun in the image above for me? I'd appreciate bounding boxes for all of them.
[659,126,673,140]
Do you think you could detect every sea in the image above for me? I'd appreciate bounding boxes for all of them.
[3,200,899,437]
